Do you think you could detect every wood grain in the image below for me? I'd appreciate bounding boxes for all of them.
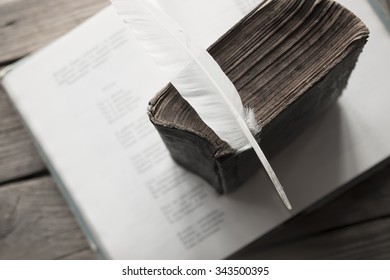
[239,217,390,259]
[232,163,390,259]
[378,0,390,16]
[0,0,108,182]
[0,86,46,184]
[0,176,96,259]
[263,163,390,245]
[0,0,108,63]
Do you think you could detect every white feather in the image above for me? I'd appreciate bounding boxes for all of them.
[110,0,292,210]
[111,0,260,151]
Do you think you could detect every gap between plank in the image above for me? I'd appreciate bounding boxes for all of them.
[0,169,49,187]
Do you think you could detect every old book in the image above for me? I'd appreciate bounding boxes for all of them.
[148,0,369,194]
[1,0,389,259]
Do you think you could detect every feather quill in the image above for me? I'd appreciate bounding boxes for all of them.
[110,0,292,210]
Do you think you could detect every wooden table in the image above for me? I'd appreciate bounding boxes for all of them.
[1,0,389,260]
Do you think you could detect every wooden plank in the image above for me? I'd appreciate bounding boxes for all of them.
[59,249,97,260]
[238,217,390,259]
[0,176,96,259]
[378,0,390,16]
[0,86,45,183]
[266,163,390,244]
[233,163,390,259]
[0,0,108,63]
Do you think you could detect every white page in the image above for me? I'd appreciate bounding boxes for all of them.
[2,0,390,259]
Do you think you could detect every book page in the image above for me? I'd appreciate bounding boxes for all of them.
[3,0,390,259]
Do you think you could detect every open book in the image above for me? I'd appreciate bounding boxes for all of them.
[1,0,390,259]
